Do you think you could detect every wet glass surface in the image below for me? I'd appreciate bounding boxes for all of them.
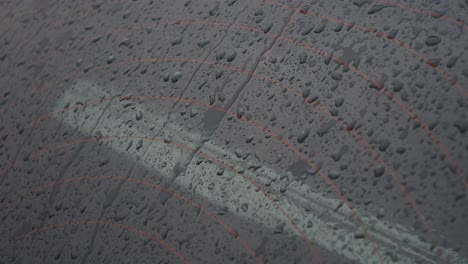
[0,0,467,263]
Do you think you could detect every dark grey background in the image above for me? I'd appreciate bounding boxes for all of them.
[0,0,467,263]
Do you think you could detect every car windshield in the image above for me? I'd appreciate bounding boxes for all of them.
[0,0,467,263]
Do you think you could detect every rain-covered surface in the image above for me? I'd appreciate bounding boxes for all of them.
[0,0,467,263]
